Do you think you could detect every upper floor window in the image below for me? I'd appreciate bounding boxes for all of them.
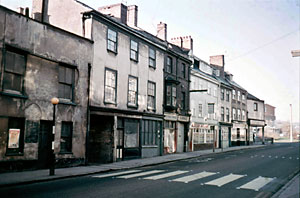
[242,110,246,121]
[104,68,117,104]
[254,103,258,111]
[149,48,156,68]
[166,56,172,73]
[147,81,156,110]
[166,84,176,107]
[59,65,74,101]
[182,63,186,78]
[127,76,138,107]
[232,108,236,120]
[107,29,117,53]
[226,90,230,101]
[238,109,241,120]
[221,107,225,121]
[208,103,215,119]
[237,91,241,101]
[232,90,236,100]
[226,108,229,122]
[242,93,245,101]
[198,104,203,117]
[3,49,26,94]
[130,40,138,61]
[221,89,225,100]
[181,92,186,110]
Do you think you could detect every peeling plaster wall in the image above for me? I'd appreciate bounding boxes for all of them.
[0,7,93,165]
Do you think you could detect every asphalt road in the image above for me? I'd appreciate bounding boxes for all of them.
[0,143,299,198]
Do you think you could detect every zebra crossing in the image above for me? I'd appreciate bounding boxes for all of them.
[92,169,276,192]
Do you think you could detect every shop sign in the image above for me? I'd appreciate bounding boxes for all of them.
[250,120,265,126]
[164,113,177,121]
[178,116,189,122]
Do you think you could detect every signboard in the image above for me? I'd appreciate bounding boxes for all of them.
[8,129,20,148]
[250,120,265,126]
[178,116,189,122]
[164,113,177,121]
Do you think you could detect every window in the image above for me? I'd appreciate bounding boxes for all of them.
[242,110,246,121]
[226,90,230,101]
[207,85,211,95]
[208,103,214,119]
[130,40,138,61]
[254,103,258,111]
[6,117,25,155]
[198,104,203,117]
[147,81,156,110]
[58,65,74,100]
[214,88,217,97]
[166,84,176,107]
[166,56,172,73]
[127,76,138,107]
[238,91,241,101]
[242,93,245,101]
[149,48,156,68]
[107,28,117,53]
[3,49,26,93]
[233,108,236,120]
[60,122,72,153]
[221,107,225,121]
[232,90,236,100]
[181,92,185,110]
[141,120,160,146]
[221,89,224,100]
[104,69,117,104]
[182,63,186,78]
[226,108,229,122]
[238,109,241,120]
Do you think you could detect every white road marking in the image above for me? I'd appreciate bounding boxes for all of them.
[205,174,245,187]
[117,170,164,179]
[261,155,265,157]
[237,176,275,191]
[282,157,285,159]
[289,157,292,160]
[172,171,216,183]
[92,170,142,178]
[275,156,278,158]
[144,170,188,180]
[297,158,299,160]
[268,156,272,158]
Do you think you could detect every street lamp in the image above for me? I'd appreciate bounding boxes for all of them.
[50,97,59,176]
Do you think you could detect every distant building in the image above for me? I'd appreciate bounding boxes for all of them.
[264,104,276,138]
[247,93,265,143]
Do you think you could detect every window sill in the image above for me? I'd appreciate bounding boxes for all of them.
[130,58,139,63]
[104,101,117,106]
[58,99,77,106]
[127,104,138,109]
[107,49,118,55]
[149,65,156,70]
[147,108,156,113]
[0,91,28,99]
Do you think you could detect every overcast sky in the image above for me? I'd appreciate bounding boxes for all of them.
[1,0,299,122]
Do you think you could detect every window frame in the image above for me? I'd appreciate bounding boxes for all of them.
[58,64,75,101]
[226,90,230,101]
[127,75,138,108]
[147,81,156,110]
[254,103,258,111]
[198,103,203,117]
[232,90,236,100]
[107,28,118,53]
[237,91,241,101]
[2,47,27,95]
[221,89,224,100]
[60,121,73,153]
[166,56,172,73]
[130,39,139,62]
[181,91,186,110]
[149,47,156,68]
[221,107,225,121]
[5,117,25,156]
[166,84,177,107]
[104,68,117,105]
[182,63,186,78]
[226,108,229,122]
[232,108,236,120]
[238,109,241,120]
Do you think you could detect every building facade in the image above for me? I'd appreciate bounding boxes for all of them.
[247,93,265,144]
[0,5,93,171]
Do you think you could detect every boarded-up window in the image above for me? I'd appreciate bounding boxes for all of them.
[6,117,25,155]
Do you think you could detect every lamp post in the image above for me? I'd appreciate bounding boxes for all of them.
[50,97,59,176]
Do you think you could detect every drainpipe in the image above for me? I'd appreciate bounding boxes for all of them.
[85,63,91,165]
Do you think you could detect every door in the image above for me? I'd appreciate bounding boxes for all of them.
[177,122,184,153]
[123,119,140,159]
[38,121,52,169]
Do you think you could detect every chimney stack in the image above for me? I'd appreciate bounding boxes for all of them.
[157,22,167,41]
[99,3,128,24]
[127,5,138,27]
[209,55,225,67]
[170,36,193,51]
[32,0,49,22]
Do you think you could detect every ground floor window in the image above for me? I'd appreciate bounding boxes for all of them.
[60,122,73,153]
[192,127,214,144]
[141,120,161,146]
[4,117,25,155]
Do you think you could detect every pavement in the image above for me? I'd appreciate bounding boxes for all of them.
[0,144,298,198]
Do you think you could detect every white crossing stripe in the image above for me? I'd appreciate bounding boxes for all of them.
[172,171,216,183]
[117,170,164,179]
[205,174,245,187]
[237,176,275,191]
[92,170,142,178]
[144,170,188,180]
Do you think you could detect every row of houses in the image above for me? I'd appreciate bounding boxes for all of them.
[0,0,270,171]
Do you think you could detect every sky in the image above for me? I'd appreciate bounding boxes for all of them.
[1,0,299,122]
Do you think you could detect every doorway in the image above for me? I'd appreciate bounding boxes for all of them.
[38,121,52,169]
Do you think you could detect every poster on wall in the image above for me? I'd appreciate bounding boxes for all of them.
[8,129,20,148]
